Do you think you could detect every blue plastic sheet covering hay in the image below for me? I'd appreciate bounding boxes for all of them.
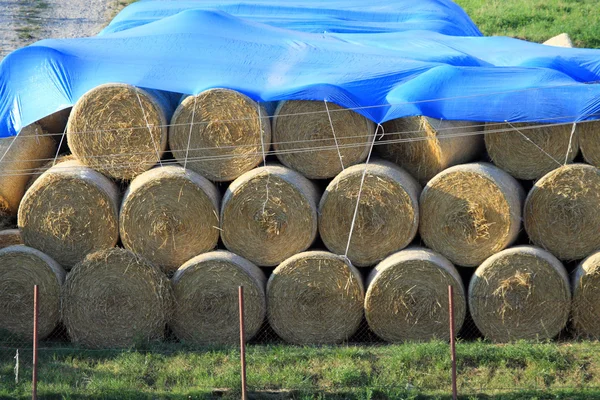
[1,0,600,138]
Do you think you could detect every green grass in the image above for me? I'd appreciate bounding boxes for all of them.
[2,341,600,399]
[455,0,600,48]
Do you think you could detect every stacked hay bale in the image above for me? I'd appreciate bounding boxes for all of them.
[572,251,600,338]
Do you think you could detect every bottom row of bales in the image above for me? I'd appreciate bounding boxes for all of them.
[1,244,599,348]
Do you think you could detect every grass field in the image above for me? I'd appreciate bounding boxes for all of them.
[2,341,600,399]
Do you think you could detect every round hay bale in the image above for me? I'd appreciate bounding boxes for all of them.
[267,251,364,344]
[572,251,600,338]
[272,101,375,179]
[578,120,600,167]
[0,229,23,249]
[0,245,65,340]
[18,160,119,269]
[524,164,600,260]
[468,246,571,342]
[169,88,271,182]
[120,165,220,273]
[318,159,421,267]
[365,247,465,342]
[171,250,266,345]
[484,122,579,180]
[25,154,76,191]
[419,162,524,267]
[61,247,173,348]
[67,83,171,180]
[221,164,319,266]
[0,123,57,224]
[377,117,483,184]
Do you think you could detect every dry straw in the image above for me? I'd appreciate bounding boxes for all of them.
[419,162,524,267]
[67,83,171,180]
[377,117,483,184]
[468,246,571,342]
[0,123,57,227]
[220,164,319,266]
[0,245,65,340]
[485,122,578,180]
[169,88,271,182]
[319,159,421,267]
[61,248,173,348]
[171,250,266,345]
[120,165,220,273]
[365,247,465,342]
[524,164,600,260]
[0,229,23,249]
[572,251,600,338]
[267,251,364,344]
[25,154,76,191]
[272,101,375,179]
[578,120,600,168]
[18,160,119,269]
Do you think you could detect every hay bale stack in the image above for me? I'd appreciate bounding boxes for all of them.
[61,248,173,348]
[468,246,570,342]
[37,108,71,134]
[0,229,23,249]
[0,246,65,340]
[267,251,364,344]
[419,162,524,267]
[0,123,57,227]
[18,160,119,268]
[572,251,600,338]
[67,83,172,180]
[484,122,578,180]
[524,164,600,260]
[578,120,600,167]
[365,248,465,342]
[169,89,271,182]
[272,101,375,179]
[221,164,319,266]
[25,154,76,191]
[377,117,483,184]
[319,160,420,267]
[120,165,220,273]
[171,250,266,345]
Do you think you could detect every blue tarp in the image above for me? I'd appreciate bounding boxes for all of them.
[1,0,600,137]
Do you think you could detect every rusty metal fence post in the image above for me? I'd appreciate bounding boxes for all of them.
[449,285,457,400]
[239,286,247,400]
[32,285,39,400]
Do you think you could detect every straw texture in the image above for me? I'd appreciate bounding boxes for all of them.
[578,121,600,168]
[67,83,171,180]
[61,248,173,348]
[377,117,483,184]
[365,247,465,342]
[267,251,364,344]
[485,122,578,180]
[469,246,571,342]
[319,159,421,267]
[0,245,65,340]
[273,101,375,179]
[171,250,266,345]
[169,89,271,182]
[419,162,524,267]
[524,164,600,260]
[221,164,319,266]
[0,229,22,249]
[120,165,220,273]
[25,154,76,191]
[18,160,120,268]
[572,251,600,338]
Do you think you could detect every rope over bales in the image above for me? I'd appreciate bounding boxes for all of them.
[572,251,600,338]
[524,164,600,260]
[18,160,120,269]
[419,162,524,267]
[0,245,65,340]
[120,165,220,273]
[169,88,271,182]
[0,229,22,249]
[468,246,570,342]
[267,251,364,344]
[61,248,173,348]
[25,154,76,191]
[484,122,579,180]
[377,117,483,184]
[319,159,421,267]
[220,164,319,266]
[272,101,375,179]
[170,250,266,345]
[365,248,465,342]
[67,83,172,180]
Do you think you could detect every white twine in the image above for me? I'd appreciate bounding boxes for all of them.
[506,121,562,167]
[135,90,163,167]
[183,95,197,170]
[564,122,576,165]
[257,103,270,213]
[324,100,345,171]
[52,124,67,167]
